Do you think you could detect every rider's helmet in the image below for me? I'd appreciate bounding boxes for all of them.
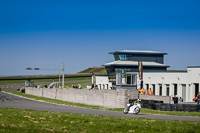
[137,99,141,103]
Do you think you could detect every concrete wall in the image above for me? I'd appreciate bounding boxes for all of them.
[26,87,170,108]
[25,87,127,108]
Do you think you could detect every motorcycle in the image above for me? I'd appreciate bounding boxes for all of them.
[123,99,141,115]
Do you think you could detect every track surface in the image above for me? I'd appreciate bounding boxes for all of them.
[0,92,200,122]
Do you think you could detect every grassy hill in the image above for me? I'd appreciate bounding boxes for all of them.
[77,67,107,75]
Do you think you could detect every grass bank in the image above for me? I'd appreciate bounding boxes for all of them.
[0,107,200,133]
[6,91,200,117]
[0,75,91,85]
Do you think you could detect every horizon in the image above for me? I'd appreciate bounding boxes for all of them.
[1,0,200,76]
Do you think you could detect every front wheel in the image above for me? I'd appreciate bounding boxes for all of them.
[133,107,140,115]
[123,108,129,114]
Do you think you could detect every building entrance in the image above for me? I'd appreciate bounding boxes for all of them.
[194,84,199,97]
[116,72,137,89]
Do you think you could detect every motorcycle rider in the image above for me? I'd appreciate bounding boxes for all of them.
[127,99,141,111]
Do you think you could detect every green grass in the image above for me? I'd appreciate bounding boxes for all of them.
[0,107,200,133]
[0,77,91,85]
[6,91,200,117]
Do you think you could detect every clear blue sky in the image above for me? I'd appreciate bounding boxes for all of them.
[0,0,200,76]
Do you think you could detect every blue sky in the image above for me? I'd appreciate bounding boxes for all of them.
[0,0,200,76]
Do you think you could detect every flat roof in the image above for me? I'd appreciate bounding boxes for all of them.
[187,66,200,68]
[109,50,167,55]
[103,61,169,67]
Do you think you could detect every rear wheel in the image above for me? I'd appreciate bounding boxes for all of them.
[133,107,140,115]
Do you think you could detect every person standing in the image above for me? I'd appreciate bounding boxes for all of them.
[44,83,47,88]
[78,84,82,89]
[148,88,153,95]
[141,88,145,94]
[197,92,200,105]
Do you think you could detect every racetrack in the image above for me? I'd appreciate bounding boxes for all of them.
[0,92,200,122]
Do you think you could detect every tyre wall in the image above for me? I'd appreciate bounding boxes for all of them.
[139,99,200,112]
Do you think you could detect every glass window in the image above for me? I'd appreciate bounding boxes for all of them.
[114,54,120,61]
[121,74,126,84]
[132,75,136,85]
[119,54,127,61]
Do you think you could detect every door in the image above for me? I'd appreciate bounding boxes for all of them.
[194,84,199,97]
[174,84,178,96]
[126,75,131,84]
[152,84,155,95]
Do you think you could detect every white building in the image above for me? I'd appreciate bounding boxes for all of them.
[94,50,200,103]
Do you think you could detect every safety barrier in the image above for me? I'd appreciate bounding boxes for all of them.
[138,99,200,112]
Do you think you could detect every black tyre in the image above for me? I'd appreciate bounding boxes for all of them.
[176,104,184,111]
[133,107,140,115]
[123,108,129,114]
[170,104,177,111]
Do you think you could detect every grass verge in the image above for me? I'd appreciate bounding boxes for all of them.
[0,107,200,133]
[0,77,91,85]
[5,90,200,117]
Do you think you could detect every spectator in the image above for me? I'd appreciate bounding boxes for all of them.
[139,88,145,94]
[148,88,153,95]
[44,83,47,88]
[197,92,200,105]
[91,83,94,89]
[78,84,82,89]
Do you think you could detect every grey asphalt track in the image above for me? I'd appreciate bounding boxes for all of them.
[0,92,200,122]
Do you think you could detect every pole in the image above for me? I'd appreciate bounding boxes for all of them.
[93,74,96,89]
[62,62,64,88]
[59,73,60,87]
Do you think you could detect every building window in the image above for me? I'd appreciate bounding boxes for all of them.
[174,84,177,96]
[159,84,162,96]
[166,84,170,96]
[119,54,127,61]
